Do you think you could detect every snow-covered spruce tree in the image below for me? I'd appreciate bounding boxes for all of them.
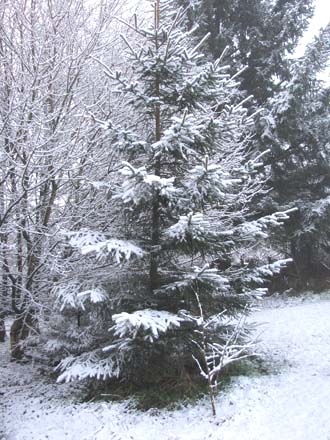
[55,0,292,387]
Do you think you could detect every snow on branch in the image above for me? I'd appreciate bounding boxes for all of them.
[165,212,234,245]
[159,265,229,294]
[116,162,177,205]
[80,238,144,263]
[56,283,107,311]
[56,352,120,383]
[65,229,107,249]
[111,309,184,342]
[243,258,292,285]
[77,288,107,305]
[65,229,144,263]
[152,113,205,160]
[239,208,296,239]
[191,286,257,416]
[166,212,212,242]
[194,318,257,383]
[186,158,239,203]
[91,116,148,153]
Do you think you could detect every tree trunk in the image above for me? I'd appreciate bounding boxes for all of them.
[149,2,162,293]
[10,312,33,360]
[0,314,5,342]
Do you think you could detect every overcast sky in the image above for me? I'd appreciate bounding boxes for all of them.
[310,0,330,32]
[296,0,330,56]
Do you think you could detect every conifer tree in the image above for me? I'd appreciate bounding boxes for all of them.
[263,23,330,287]
[176,0,330,290]
[54,0,292,385]
[175,0,314,105]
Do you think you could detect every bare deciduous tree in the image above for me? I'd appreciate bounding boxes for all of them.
[0,0,123,359]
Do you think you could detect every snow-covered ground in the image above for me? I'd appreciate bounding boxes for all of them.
[1,294,330,440]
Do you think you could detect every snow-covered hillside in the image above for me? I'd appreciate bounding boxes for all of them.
[1,294,330,440]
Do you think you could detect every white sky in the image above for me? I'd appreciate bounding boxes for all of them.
[308,0,330,33]
[295,0,330,56]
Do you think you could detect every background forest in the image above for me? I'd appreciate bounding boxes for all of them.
[0,0,329,408]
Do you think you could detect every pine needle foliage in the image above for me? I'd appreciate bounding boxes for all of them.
[54,0,292,386]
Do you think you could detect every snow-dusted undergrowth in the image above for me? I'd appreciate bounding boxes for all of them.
[1,294,330,440]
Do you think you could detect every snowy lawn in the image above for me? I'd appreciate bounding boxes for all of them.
[1,294,330,440]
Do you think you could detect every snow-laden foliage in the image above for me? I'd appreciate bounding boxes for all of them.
[166,212,214,242]
[81,239,144,262]
[56,283,107,311]
[239,209,296,239]
[54,0,292,385]
[176,0,314,105]
[66,230,107,249]
[111,309,185,342]
[243,259,293,285]
[116,163,177,205]
[159,265,230,294]
[66,230,144,263]
[56,352,121,382]
[262,22,330,286]
[45,321,95,358]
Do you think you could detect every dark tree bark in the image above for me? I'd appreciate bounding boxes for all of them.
[0,313,5,342]
[10,311,34,360]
